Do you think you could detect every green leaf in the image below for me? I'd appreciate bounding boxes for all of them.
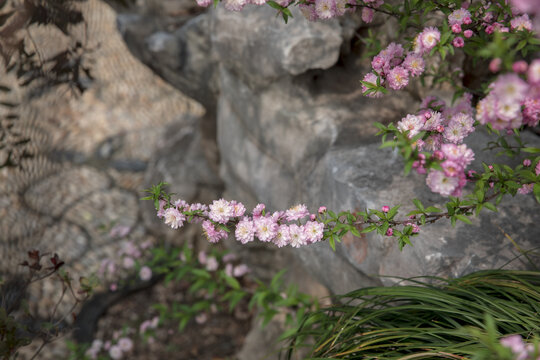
[223,275,241,290]
[522,147,540,153]
[455,214,472,224]
[412,198,424,211]
[328,236,335,251]
[534,183,540,204]
[361,224,377,233]
[484,202,498,212]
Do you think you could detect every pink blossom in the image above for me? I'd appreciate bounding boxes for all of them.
[209,199,234,224]
[419,27,441,51]
[118,338,133,352]
[285,204,310,221]
[492,74,529,104]
[518,184,534,194]
[463,29,473,38]
[163,208,185,229]
[318,206,327,213]
[402,53,425,77]
[452,37,464,48]
[382,205,390,213]
[195,313,208,324]
[443,122,467,143]
[156,199,166,218]
[334,0,348,16]
[110,283,118,291]
[198,251,207,264]
[123,257,135,269]
[304,221,324,243]
[528,59,540,85]
[422,111,442,131]
[406,223,420,233]
[513,60,528,73]
[299,4,317,21]
[202,220,228,243]
[397,114,423,138]
[451,24,462,33]
[362,7,374,23]
[315,0,335,19]
[252,203,265,218]
[109,345,123,360]
[273,225,291,247]
[223,253,237,263]
[254,216,278,242]
[387,66,409,90]
[235,217,255,244]
[139,266,152,281]
[386,228,393,236]
[523,97,540,126]
[536,162,540,175]
[289,224,307,248]
[511,14,532,31]
[448,8,471,25]
[225,263,233,277]
[233,264,250,277]
[426,170,460,197]
[230,201,246,217]
[196,0,212,6]
[463,16,472,25]
[206,256,218,271]
[441,160,463,177]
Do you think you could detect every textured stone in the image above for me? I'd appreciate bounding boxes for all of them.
[211,6,343,89]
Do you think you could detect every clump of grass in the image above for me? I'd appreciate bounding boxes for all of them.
[285,270,540,359]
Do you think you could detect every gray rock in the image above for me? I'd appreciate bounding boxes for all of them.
[211,6,343,89]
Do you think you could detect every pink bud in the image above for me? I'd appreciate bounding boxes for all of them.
[382,206,390,213]
[463,29,473,38]
[523,159,532,167]
[424,111,432,119]
[110,283,118,292]
[386,228,393,236]
[451,24,462,33]
[463,16,472,24]
[318,206,327,213]
[485,25,495,34]
[488,165,494,170]
[433,150,444,160]
[452,37,465,48]
[512,60,528,74]
[489,58,501,73]
[310,214,316,221]
[436,125,444,133]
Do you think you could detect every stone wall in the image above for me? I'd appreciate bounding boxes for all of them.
[122,4,540,295]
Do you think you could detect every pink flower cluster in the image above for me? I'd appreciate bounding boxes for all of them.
[159,199,326,248]
[477,61,540,130]
[500,334,540,360]
[362,39,430,96]
[447,8,473,47]
[298,0,383,22]
[98,239,153,290]
[397,95,476,197]
[474,1,536,35]
[85,335,134,360]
